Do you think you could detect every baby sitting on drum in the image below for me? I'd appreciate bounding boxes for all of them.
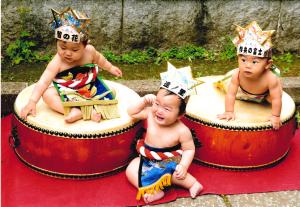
[126,63,203,204]
[20,7,122,123]
[217,21,282,129]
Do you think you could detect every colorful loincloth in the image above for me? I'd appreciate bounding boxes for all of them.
[236,86,269,103]
[135,139,182,200]
[53,64,119,120]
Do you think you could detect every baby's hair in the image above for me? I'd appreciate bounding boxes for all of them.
[160,88,189,115]
[81,39,89,46]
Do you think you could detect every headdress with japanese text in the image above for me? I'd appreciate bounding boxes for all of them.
[160,62,198,99]
[50,7,90,43]
[232,21,275,58]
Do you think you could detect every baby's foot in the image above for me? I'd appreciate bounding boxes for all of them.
[91,110,102,122]
[65,108,82,123]
[143,191,164,203]
[189,181,203,198]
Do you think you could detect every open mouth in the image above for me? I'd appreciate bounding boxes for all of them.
[65,57,73,62]
[156,115,164,122]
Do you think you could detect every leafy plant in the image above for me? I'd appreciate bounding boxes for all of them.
[121,50,150,64]
[6,31,51,65]
[154,45,210,64]
[103,50,121,63]
[282,67,290,73]
[219,36,236,60]
[4,6,53,65]
[273,52,294,63]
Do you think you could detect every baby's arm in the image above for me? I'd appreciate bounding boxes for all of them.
[268,75,282,129]
[92,46,122,77]
[127,94,156,120]
[217,70,239,121]
[20,55,61,119]
[175,128,195,180]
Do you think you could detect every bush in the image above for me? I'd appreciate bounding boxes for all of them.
[5,31,52,65]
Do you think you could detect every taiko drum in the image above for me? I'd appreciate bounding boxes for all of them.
[10,81,141,178]
[182,76,296,169]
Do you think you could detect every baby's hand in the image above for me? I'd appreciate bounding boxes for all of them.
[270,115,282,130]
[174,164,187,180]
[217,111,235,121]
[109,65,122,77]
[20,100,37,120]
[143,94,156,106]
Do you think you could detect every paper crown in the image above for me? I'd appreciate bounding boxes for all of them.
[160,62,198,99]
[232,21,275,57]
[51,7,91,43]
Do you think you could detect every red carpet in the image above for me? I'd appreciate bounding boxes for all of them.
[2,115,300,207]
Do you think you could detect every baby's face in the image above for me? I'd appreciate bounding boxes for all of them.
[238,55,272,78]
[57,40,85,63]
[151,89,181,126]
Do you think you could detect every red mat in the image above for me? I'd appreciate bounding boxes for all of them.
[2,115,300,207]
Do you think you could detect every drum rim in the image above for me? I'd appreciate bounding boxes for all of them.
[13,110,142,139]
[13,80,141,136]
[194,149,289,170]
[13,149,128,179]
[185,109,296,131]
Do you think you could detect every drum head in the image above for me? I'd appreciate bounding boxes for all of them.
[14,81,140,134]
[187,76,295,128]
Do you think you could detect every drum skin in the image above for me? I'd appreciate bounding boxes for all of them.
[182,76,296,169]
[10,81,141,178]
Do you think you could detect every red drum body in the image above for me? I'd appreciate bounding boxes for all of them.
[182,76,296,169]
[11,81,141,178]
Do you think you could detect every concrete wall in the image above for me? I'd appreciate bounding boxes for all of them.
[1,0,300,54]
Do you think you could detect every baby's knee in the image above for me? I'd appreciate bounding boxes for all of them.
[125,158,139,178]
[42,87,57,101]
[125,164,132,178]
[125,161,135,178]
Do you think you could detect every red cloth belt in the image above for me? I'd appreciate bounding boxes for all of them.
[136,139,183,160]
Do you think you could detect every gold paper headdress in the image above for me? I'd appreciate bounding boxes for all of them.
[51,7,91,43]
[232,21,275,57]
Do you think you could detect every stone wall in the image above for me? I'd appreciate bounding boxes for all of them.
[1,0,300,54]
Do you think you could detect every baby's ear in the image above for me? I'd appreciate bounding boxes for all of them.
[266,59,273,69]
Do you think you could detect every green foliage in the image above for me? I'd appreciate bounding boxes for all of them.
[103,51,121,63]
[5,6,52,65]
[17,7,32,25]
[219,36,236,60]
[282,67,290,73]
[104,49,151,64]
[5,31,52,65]
[157,45,208,62]
[121,50,150,64]
[103,43,237,65]
[273,52,294,63]
[296,111,300,125]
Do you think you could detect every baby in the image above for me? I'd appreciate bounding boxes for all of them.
[126,63,203,204]
[20,7,122,123]
[217,21,282,129]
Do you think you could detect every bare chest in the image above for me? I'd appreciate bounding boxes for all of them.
[145,123,180,148]
[59,57,94,73]
[240,76,269,94]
